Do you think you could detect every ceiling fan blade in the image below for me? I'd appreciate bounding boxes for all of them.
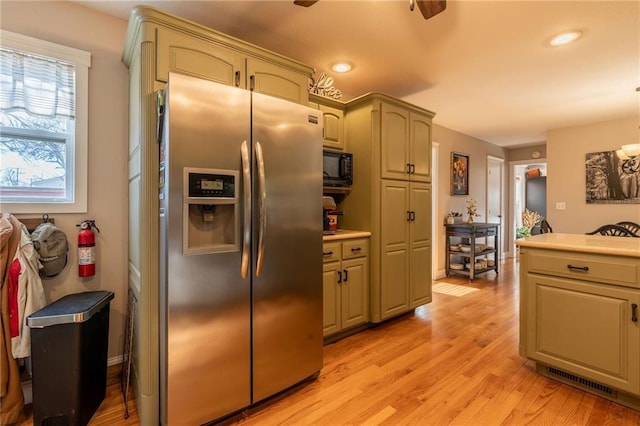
[294,0,319,6]
[416,0,447,20]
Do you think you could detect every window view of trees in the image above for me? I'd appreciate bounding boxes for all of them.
[0,110,70,199]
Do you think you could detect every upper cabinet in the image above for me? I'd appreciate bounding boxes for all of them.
[380,102,432,183]
[309,94,346,150]
[124,6,313,105]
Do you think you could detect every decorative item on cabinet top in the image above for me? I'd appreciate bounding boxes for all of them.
[309,72,342,100]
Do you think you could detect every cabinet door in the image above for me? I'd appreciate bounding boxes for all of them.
[380,102,410,181]
[525,273,640,394]
[247,58,309,105]
[410,182,432,307]
[380,180,410,318]
[341,257,369,329]
[322,262,341,337]
[156,28,244,86]
[319,103,345,150]
[410,112,432,183]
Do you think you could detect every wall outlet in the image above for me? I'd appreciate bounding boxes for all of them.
[556,202,566,210]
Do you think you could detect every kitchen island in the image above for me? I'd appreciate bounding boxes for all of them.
[517,233,640,410]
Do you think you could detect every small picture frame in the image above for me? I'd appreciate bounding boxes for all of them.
[451,152,469,195]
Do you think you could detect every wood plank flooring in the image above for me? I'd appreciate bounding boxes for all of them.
[16,257,640,425]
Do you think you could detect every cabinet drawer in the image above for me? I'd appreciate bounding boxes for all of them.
[322,242,341,263]
[342,239,369,260]
[528,249,640,288]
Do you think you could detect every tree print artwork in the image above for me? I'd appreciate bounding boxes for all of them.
[586,150,640,203]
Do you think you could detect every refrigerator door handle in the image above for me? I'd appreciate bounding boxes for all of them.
[255,141,267,277]
[241,140,252,279]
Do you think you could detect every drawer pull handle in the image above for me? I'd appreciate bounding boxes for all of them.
[633,304,638,323]
[351,247,362,252]
[337,270,342,284]
[323,251,333,256]
[567,264,589,272]
[343,269,348,282]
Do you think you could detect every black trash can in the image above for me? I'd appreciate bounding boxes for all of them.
[27,291,114,426]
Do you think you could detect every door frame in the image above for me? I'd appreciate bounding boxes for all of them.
[486,155,505,260]
[432,142,439,280]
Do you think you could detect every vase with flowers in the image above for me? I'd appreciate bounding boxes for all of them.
[466,198,480,223]
[516,209,543,238]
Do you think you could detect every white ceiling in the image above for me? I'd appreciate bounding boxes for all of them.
[74,0,640,147]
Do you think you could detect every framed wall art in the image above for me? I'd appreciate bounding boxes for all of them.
[451,152,469,195]
[586,150,640,203]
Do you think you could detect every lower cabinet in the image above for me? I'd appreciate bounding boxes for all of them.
[322,238,369,338]
[520,246,640,407]
[524,273,640,394]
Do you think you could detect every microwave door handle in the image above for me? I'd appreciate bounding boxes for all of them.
[255,141,267,277]
[240,141,251,279]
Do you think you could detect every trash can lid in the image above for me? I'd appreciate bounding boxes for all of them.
[27,291,115,328]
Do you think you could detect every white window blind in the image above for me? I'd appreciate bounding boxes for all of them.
[0,47,76,118]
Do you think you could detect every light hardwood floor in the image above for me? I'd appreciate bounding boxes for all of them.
[17,257,640,425]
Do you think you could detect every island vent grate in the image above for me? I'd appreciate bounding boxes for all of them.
[548,367,613,395]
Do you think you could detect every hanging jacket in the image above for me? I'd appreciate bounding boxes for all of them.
[10,223,46,359]
[0,213,25,424]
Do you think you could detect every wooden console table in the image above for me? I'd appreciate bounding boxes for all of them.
[445,222,500,281]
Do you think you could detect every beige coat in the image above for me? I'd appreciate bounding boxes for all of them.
[1,214,25,424]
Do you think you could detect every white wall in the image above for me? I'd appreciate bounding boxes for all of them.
[547,116,640,234]
[1,1,129,361]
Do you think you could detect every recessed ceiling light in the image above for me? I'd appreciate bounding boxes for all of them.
[549,31,582,46]
[331,62,352,73]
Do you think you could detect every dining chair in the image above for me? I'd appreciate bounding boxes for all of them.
[586,224,639,237]
[540,220,553,233]
[616,221,640,236]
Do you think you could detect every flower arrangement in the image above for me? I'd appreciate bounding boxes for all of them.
[516,209,543,238]
[466,198,480,223]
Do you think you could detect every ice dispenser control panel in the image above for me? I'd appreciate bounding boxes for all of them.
[183,168,239,255]
[188,172,235,198]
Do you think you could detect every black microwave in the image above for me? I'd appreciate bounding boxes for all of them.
[323,150,353,187]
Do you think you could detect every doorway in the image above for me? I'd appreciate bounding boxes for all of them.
[509,160,547,257]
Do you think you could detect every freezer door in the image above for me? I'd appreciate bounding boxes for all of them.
[251,92,324,402]
[161,73,251,425]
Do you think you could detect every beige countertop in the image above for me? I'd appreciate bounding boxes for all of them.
[323,229,371,241]
[516,233,640,258]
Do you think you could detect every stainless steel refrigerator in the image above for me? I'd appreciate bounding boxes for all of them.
[158,72,323,425]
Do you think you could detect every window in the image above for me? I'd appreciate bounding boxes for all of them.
[0,30,90,213]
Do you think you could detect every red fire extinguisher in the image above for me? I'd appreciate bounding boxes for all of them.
[77,220,99,277]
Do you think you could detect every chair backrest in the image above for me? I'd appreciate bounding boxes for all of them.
[586,224,639,237]
[616,221,640,236]
[540,220,553,233]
